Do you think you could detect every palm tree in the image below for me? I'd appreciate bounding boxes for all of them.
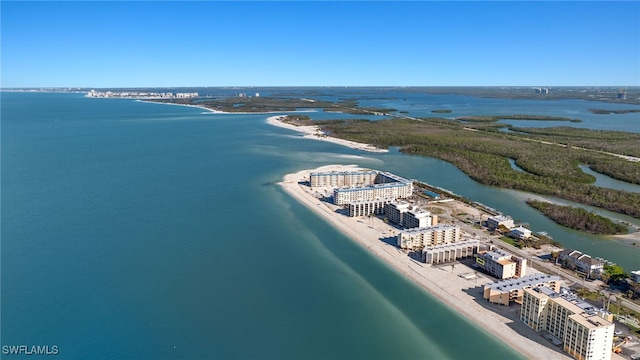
[597,290,608,310]
[620,307,629,321]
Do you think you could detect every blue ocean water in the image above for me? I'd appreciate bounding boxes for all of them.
[2,91,638,359]
[1,93,523,359]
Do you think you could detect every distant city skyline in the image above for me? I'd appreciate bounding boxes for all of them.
[2,1,639,87]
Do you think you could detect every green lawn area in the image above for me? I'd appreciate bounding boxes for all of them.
[499,236,522,248]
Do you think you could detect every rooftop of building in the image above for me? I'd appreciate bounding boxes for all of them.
[422,239,480,252]
[400,224,460,234]
[387,201,410,208]
[497,259,515,266]
[510,226,531,234]
[577,254,603,266]
[483,249,511,261]
[486,274,561,293]
[334,181,412,192]
[347,198,394,205]
[488,215,512,222]
[310,170,377,176]
[406,208,432,217]
[527,286,613,327]
[559,248,581,257]
[568,311,613,330]
[377,171,412,184]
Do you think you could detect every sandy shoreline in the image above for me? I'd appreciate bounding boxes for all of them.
[140,101,389,153]
[279,164,572,360]
[139,100,322,116]
[267,115,389,153]
[136,100,230,113]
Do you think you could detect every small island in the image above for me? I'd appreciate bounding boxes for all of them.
[430,109,452,113]
[589,108,640,115]
[526,200,628,235]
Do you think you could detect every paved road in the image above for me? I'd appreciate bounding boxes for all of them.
[494,240,640,316]
[420,194,640,316]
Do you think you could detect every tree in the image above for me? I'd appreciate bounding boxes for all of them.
[631,282,640,300]
[576,287,591,298]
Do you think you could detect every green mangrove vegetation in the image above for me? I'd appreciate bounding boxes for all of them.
[507,126,640,160]
[525,200,628,235]
[456,115,581,122]
[318,117,640,219]
[589,108,640,114]
[150,97,396,115]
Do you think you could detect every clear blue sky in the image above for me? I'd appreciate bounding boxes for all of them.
[2,1,639,87]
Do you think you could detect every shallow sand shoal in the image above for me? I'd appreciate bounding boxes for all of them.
[267,116,389,153]
[279,164,571,360]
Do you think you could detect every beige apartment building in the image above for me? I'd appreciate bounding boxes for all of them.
[483,274,561,306]
[475,248,527,279]
[521,287,614,360]
[397,225,461,251]
[309,170,378,188]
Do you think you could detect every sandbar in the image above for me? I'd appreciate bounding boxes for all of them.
[267,116,388,153]
[279,164,572,360]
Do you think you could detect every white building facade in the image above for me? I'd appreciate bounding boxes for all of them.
[397,225,461,251]
[310,170,378,188]
[486,215,514,231]
[348,199,392,217]
[475,248,527,279]
[422,239,479,265]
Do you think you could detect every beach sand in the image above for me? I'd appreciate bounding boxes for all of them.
[142,105,388,153]
[279,164,573,360]
[267,116,389,153]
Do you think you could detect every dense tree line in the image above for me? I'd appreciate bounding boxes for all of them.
[507,126,640,159]
[456,115,580,122]
[319,118,640,219]
[525,200,628,235]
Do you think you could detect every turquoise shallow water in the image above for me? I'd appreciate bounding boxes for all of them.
[2,90,638,359]
[1,93,522,359]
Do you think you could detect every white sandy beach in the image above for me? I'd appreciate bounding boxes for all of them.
[136,100,230,113]
[141,103,388,153]
[279,164,573,360]
[267,115,389,153]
